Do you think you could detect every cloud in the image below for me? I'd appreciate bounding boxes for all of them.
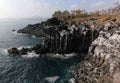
[70,4,79,10]
[0,0,57,18]
[91,1,105,11]
[92,1,105,8]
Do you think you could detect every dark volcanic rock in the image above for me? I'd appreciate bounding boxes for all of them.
[47,17,61,25]
[8,18,100,55]
[17,23,46,37]
[19,48,31,55]
[31,44,49,54]
[8,48,19,55]
[8,47,31,55]
[17,17,62,37]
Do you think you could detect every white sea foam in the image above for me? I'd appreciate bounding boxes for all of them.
[22,51,39,58]
[12,31,28,36]
[69,78,75,83]
[17,46,32,50]
[12,30,17,34]
[45,76,59,83]
[47,53,76,59]
[32,35,36,38]
[0,48,8,55]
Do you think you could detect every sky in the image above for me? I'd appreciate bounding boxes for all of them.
[0,0,119,18]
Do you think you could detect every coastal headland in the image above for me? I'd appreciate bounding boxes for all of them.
[8,4,120,83]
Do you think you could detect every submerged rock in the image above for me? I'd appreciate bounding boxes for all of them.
[8,47,31,55]
[8,48,19,55]
[12,29,15,32]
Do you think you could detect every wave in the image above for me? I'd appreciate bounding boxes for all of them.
[44,76,60,83]
[46,53,76,59]
[17,46,32,50]
[22,51,39,58]
[32,35,36,38]
[1,46,27,54]
[0,48,8,55]
[22,52,76,59]
[5,46,76,59]
[12,31,28,36]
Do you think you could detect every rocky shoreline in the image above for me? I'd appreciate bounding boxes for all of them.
[8,18,100,55]
[8,17,120,83]
[74,25,120,83]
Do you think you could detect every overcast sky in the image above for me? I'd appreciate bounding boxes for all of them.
[0,0,119,18]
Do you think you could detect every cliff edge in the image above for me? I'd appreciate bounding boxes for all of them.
[74,24,120,83]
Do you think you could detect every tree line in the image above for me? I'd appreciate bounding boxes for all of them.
[52,2,120,21]
[52,9,88,21]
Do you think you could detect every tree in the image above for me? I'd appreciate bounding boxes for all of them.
[62,10,70,18]
[52,11,62,18]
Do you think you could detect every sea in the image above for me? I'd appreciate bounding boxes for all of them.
[0,18,80,83]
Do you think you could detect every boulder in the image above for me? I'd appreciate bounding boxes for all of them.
[8,48,19,55]
[19,48,31,55]
[8,47,31,55]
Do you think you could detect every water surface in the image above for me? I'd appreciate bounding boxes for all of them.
[0,19,80,83]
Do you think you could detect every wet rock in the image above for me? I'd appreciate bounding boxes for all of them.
[8,47,31,55]
[19,48,31,55]
[8,47,19,55]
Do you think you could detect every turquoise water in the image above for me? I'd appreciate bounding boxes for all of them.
[0,19,80,83]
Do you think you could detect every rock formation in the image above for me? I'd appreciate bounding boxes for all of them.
[8,18,100,55]
[74,23,120,83]
[17,18,62,37]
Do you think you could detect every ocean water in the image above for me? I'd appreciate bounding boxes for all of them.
[0,19,80,83]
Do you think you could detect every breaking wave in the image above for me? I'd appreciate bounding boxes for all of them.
[22,51,39,58]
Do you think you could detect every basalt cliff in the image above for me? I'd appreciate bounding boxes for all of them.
[8,18,99,55]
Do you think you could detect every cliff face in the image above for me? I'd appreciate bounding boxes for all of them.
[74,26,120,83]
[8,18,100,55]
[44,24,99,54]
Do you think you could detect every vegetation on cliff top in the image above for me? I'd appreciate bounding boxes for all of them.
[52,2,120,25]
